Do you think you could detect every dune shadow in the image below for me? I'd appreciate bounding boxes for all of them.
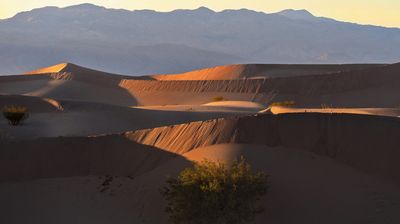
[0,135,192,183]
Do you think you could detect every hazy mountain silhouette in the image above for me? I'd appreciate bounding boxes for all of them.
[0,3,399,75]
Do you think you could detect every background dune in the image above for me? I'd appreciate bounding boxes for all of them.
[3,62,400,107]
[152,64,385,80]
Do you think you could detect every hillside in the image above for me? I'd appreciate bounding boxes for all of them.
[1,4,400,75]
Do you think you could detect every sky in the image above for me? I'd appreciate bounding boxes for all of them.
[0,0,399,28]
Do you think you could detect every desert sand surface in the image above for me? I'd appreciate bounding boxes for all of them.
[134,101,264,113]
[2,62,400,223]
[267,106,400,117]
[3,62,400,107]
[1,144,400,224]
[0,95,244,139]
[152,64,385,80]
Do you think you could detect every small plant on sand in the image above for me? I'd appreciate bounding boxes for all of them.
[2,105,29,126]
[161,157,268,224]
[212,96,228,102]
[269,100,295,107]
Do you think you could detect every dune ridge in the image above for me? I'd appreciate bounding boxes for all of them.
[120,62,400,107]
[2,62,400,107]
[152,64,385,80]
[125,113,400,184]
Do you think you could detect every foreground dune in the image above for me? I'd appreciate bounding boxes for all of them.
[1,144,399,224]
[127,113,400,184]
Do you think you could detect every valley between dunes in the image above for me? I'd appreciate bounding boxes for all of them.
[1,62,400,223]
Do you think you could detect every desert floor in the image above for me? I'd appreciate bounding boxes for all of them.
[1,62,400,223]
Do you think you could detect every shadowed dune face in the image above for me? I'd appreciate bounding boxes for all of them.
[0,135,182,182]
[127,113,400,184]
[0,96,245,140]
[1,144,399,224]
[0,95,62,113]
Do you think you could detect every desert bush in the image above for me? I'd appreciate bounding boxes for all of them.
[212,96,227,102]
[2,105,29,125]
[269,100,295,107]
[161,157,268,224]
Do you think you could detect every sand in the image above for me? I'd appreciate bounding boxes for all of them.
[152,64,384,80]
[1,62,400,223]
[0,95,246,139]
[133,100,264,113]
[25,63,68,74]
[1,144,400,224]
[269,106,400,117]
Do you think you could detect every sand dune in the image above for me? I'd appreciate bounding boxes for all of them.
[127,113,400,184]
[0,96,244,139]
[26,63,69,74]
[0,95,62,112]
[121,62,400,107]
[1,144,400,224]
[269,106,400,117]
[0,135,179,182]
[134,101,264,113]
[2,62,400,223]
[2,62,400,107]
[152,64,384,80]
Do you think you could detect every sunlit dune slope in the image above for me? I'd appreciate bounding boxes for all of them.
[121,62,400,107]
[268,106,400,117]
[152,64,384,80]
[25,63,68,74]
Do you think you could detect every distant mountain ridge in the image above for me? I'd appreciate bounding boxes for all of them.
[0,3,399,75]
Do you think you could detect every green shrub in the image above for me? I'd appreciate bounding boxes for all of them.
[2,105,29,126]
[269,100,295,107]
[161,157,268,224]
[212,96,227,102]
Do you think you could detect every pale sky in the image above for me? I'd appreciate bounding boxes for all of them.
[0,0,399,28]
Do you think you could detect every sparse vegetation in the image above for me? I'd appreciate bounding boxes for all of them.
[212,96,228,102]
[2,105,29,125]
[161,157,268,224]
[269,100,295,107]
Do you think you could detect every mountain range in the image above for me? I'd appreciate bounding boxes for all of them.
[0,3,399,75]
